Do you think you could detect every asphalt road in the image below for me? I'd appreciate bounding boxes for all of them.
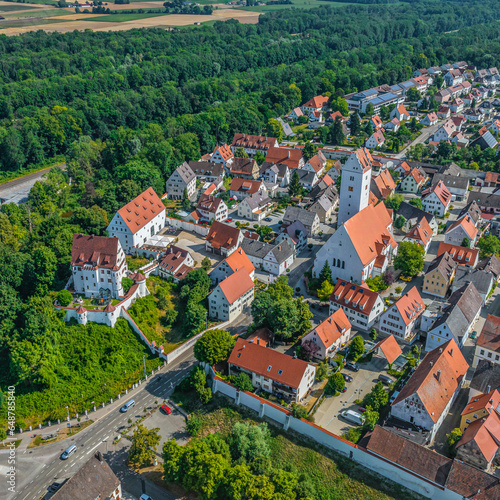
[395,121,441,159]
[6,350,196,500]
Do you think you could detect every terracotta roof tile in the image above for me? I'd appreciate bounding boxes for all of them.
[206,221,241,250]
[223,247,255,276]
[445,214,478,241]
[218,267,254,304]
[71,234,122,271]
[392,286,426,326]
[230,178,264,195]
[302,95,329,109]
[312,309,351,349]
[374,335,402,364]
[330,279,380,316]
[444,459,500,499]
[405,217,432,247]
[117,187,165,235]
[228,338,311,389]
[477,314,500,352]
[265,146,303,170]
[461,388,500,416]
[212,143,234,162]
[231,133,277,151]
[437,242,479,266]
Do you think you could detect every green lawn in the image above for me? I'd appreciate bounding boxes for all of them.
[3,8,68,19]
[0,4,38,11]
[80,12,167,22]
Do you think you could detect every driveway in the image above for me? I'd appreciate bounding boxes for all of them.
[314,355,390,435]
[172,231,222,267]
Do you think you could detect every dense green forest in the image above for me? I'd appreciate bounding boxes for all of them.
[4,0,500,422]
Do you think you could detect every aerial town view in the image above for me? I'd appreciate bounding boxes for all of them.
[3,1,500,499]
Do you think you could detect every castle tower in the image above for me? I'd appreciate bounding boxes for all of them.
[337,148,373,226]
[76,305,87,325]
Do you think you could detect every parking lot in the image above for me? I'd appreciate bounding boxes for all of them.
[142,403,188,451]
[314,354,392,435]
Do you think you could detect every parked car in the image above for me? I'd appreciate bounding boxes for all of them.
[389,390,400,404]
[346,362,359,372]
[160,404,172,415]
[470,330,478,339]
[227,218,232,222]
[339,410,365,426]
[48,482,62,493]
[343,374,353,383]
[378,374,393,386]
[140,495,154,500]
[264,217,272,222]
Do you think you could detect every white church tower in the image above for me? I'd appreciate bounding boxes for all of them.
[337,148,373,226]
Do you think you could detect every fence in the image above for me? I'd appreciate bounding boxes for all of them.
[212,376,464,500]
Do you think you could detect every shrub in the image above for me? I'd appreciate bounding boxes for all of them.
[343,427,363,443]
[122,277,134,294]
[57,289,72,306]
[186,414,203,436]
[446,428,463,458]
[325,372,344,395]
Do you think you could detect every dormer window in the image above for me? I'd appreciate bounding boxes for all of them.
[267,365,272,371]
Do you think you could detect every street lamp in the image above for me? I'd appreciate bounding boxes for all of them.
[65,406,71,428]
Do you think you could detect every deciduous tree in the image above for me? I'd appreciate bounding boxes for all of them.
[394,241,425,276]
[128,425,161,467]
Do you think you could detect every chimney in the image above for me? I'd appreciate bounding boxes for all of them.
[436,370,441,382]
[439,347,443,354]
[487,385,492,393]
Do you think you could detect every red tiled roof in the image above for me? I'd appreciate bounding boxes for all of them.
[445,214,478,241]
[344,203,396,266]
[408,167,426,185]
[223,247,255,276]
[218,267,254,304]
[206,221,241,250]
[117,187,165,235]
[353,147,374,173]
[265,146,303,170]
[392,339,469,423]
[396,104,409,117]
[370,130,385,145]
[212,143,233,162]
[423,180,451,207]
[398,160,411,174]
[230,157,257,176]
[230,178,264,195]
[405,217,432,247]
[371,115,383,128]
[372,168,396,199]
[232,133,277,151]
[477,314,500,352]
[302,95,328,109]
[76,306,87,314]
[457,410,500,463]
[485,171,500,184]
[374,335,402,364]
[312,310,351,349]
[71,234,121,270]
[321,174,334,187]
[330,279,380,316]
[461,388,500,416]
[437,242,479,266]
[392,286,426,326]
[306,154,325,174]
[228,338,311,389]
[196,194,224,214]
[444,459,500,499]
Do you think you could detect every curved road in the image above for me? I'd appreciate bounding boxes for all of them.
[4,349,196,500]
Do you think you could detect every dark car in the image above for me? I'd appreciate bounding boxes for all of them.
[346,362,359,372]
[160,404,173,415]
[341,386,347,393]
[48,482,62,493]
[343,374,353,383]
[264,217,272,222]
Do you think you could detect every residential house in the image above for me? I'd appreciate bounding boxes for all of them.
[403,217,433,254]
[390,339,469,443]
[237,192,273,221]
[287,107,304,122]
[464,108,484,122]
[208,268,254,322]
[283,206,320,236]
[158,246,194,282]
[423,251,457,298]
[422,180,452,216]
[301,310,351,361]
[444,69,464,86]
[473,315,500,368]
[437,242,479,267]
[265,146,304,170]
[420,112,438,126]
[379,287,425,342]
[384,118,400,132]
[205,221,243,257]
[240,238,294,276]
[470,359,500,399]
[276,220,308,254]
[458,200,482,226]
[51,453,121,500]
[329,279,385,331]
[371,168,396,200]
[400,167,427,193]
[165,162,196,200]
[300,95,329,113]
[308,110,323,123]
[191,194,228,223]
[188,160,225,182]
[313,202,397,284]
[456,401,500,471]
[460,388,500,432]
[451,267,494,305]
[230,157,259,179]
[309,186,339,222]
[396,201,438,234]
[390,104,410,121]
[231,133,278,157]
[471,126,499,150]
[437,105,451,119]
[260,163,290,187]
[210,246,255,285]
[296,169,319,190]
[210,144,234,167]
[229,178,267,201]
[444,215,478,246]
[433,119,456,142]
[468,191,500,215]
[228,338,316,402]
[425,283,482,351]
[450,98,464,114]
[489,119,500,135]
[370,115,383,130]
[71,234,128,299]
[432,173,469,200]
[366,130,386,149]
[107,187,166,254]
[373,335,403,367]
[477,254,500,282]
[303,152,327,177]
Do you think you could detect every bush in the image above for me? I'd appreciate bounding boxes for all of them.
[230,373,254,392]
[369,328,378,341]
[349,336,365,361]
[57,289,72,306]
[365,276,388,292]
[395,286,403,294]
[122,277,134,294]
[325,372,344,395]
[186,414,203,436]
[343,426,363,443]
[446,428,463,458]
